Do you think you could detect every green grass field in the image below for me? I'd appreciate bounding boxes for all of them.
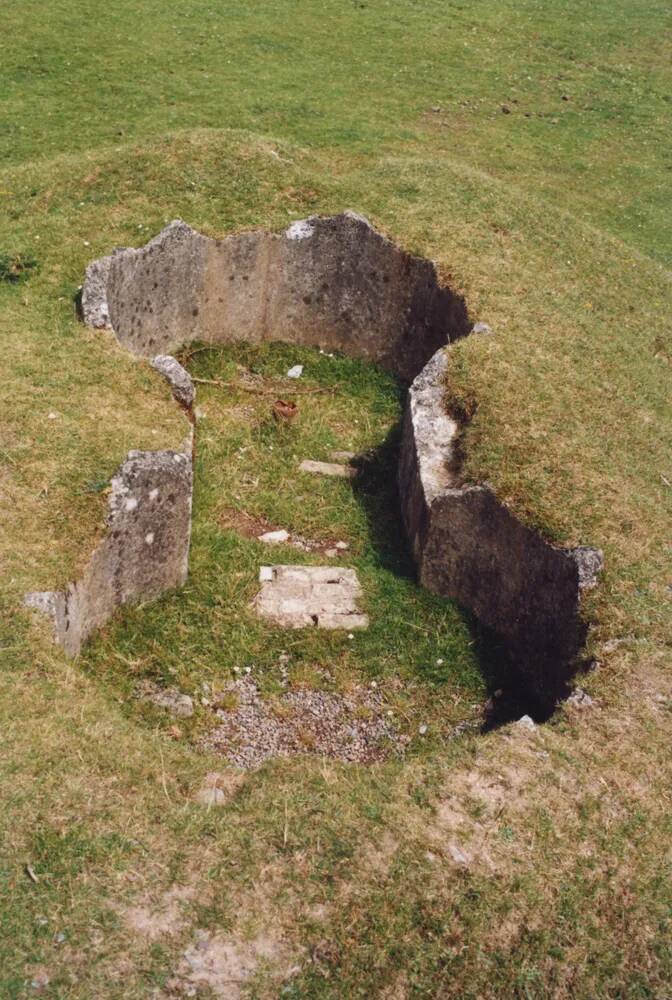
[1,0,671,996]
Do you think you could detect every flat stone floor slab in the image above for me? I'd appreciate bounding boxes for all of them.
[299,459,356,478]
[253,565,369,629]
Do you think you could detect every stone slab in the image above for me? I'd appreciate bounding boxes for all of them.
[253,565,369,629]
[299,460,356,479]
[398,348,603,705]
[25,446,193,656]
[81,213,471,383]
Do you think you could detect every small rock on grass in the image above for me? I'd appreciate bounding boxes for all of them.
[258,529,290,545]
[195,771,246,807]
[448,843,471,867]
[30,968,50,991]
[471,321,493,336]
[140,682,194,718]
[514,714,537,733]
[566,688,594,710]
[299,459,356,479]
[151,355,195,409]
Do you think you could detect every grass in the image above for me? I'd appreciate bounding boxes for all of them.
[82,342,485,747]
[0,0,671,996]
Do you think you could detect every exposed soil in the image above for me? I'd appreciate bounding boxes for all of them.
[219,506,347,557]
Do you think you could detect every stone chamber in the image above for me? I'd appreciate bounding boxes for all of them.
[26,212,602,712]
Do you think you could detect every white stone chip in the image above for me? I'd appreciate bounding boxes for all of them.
[287,365,304,378]
[258,529,290,545]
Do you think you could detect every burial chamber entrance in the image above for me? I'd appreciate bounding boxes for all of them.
[26,212,602,733]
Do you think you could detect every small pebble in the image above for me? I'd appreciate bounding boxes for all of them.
[419,724,428,735]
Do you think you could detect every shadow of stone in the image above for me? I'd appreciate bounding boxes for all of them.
[351,421,415,581]
[352,426,558,725]
[470,621,558,727]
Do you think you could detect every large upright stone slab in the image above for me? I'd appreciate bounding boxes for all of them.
[398,349,603,704]
[26,445,193,656]
[81,213,470,382]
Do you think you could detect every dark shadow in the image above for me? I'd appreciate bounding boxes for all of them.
[350,421,416,580]
[352,423,558,726]
[73,285,84,322]
[469,619,558,727]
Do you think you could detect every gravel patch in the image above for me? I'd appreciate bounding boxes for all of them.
[200,677,408,769]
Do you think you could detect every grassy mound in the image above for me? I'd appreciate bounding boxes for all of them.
[1,0,671,993]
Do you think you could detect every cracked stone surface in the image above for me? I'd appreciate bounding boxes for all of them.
[253,565,369,629]
[299,459,356,478]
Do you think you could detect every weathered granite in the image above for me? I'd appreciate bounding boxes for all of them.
[81,213,470,382]
[25,445,193,656]
[151,354,195,410]
[399,348,603,704]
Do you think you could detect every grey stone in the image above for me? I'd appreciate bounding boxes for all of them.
[25,448,193,656]
[24,590,66,631]
[448,843,472,866]
[80,254,113,329]
[258,529,290,545]
[151,354,195,410]
[471,321,493,335]
[398,348,603,706]
[81,213,470,382]
[515,715,537,732]
[571,546,604,589]
[142,684,194,718]
[566,687,595,709]
[253,565,369,629]
[299,460,356,478]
